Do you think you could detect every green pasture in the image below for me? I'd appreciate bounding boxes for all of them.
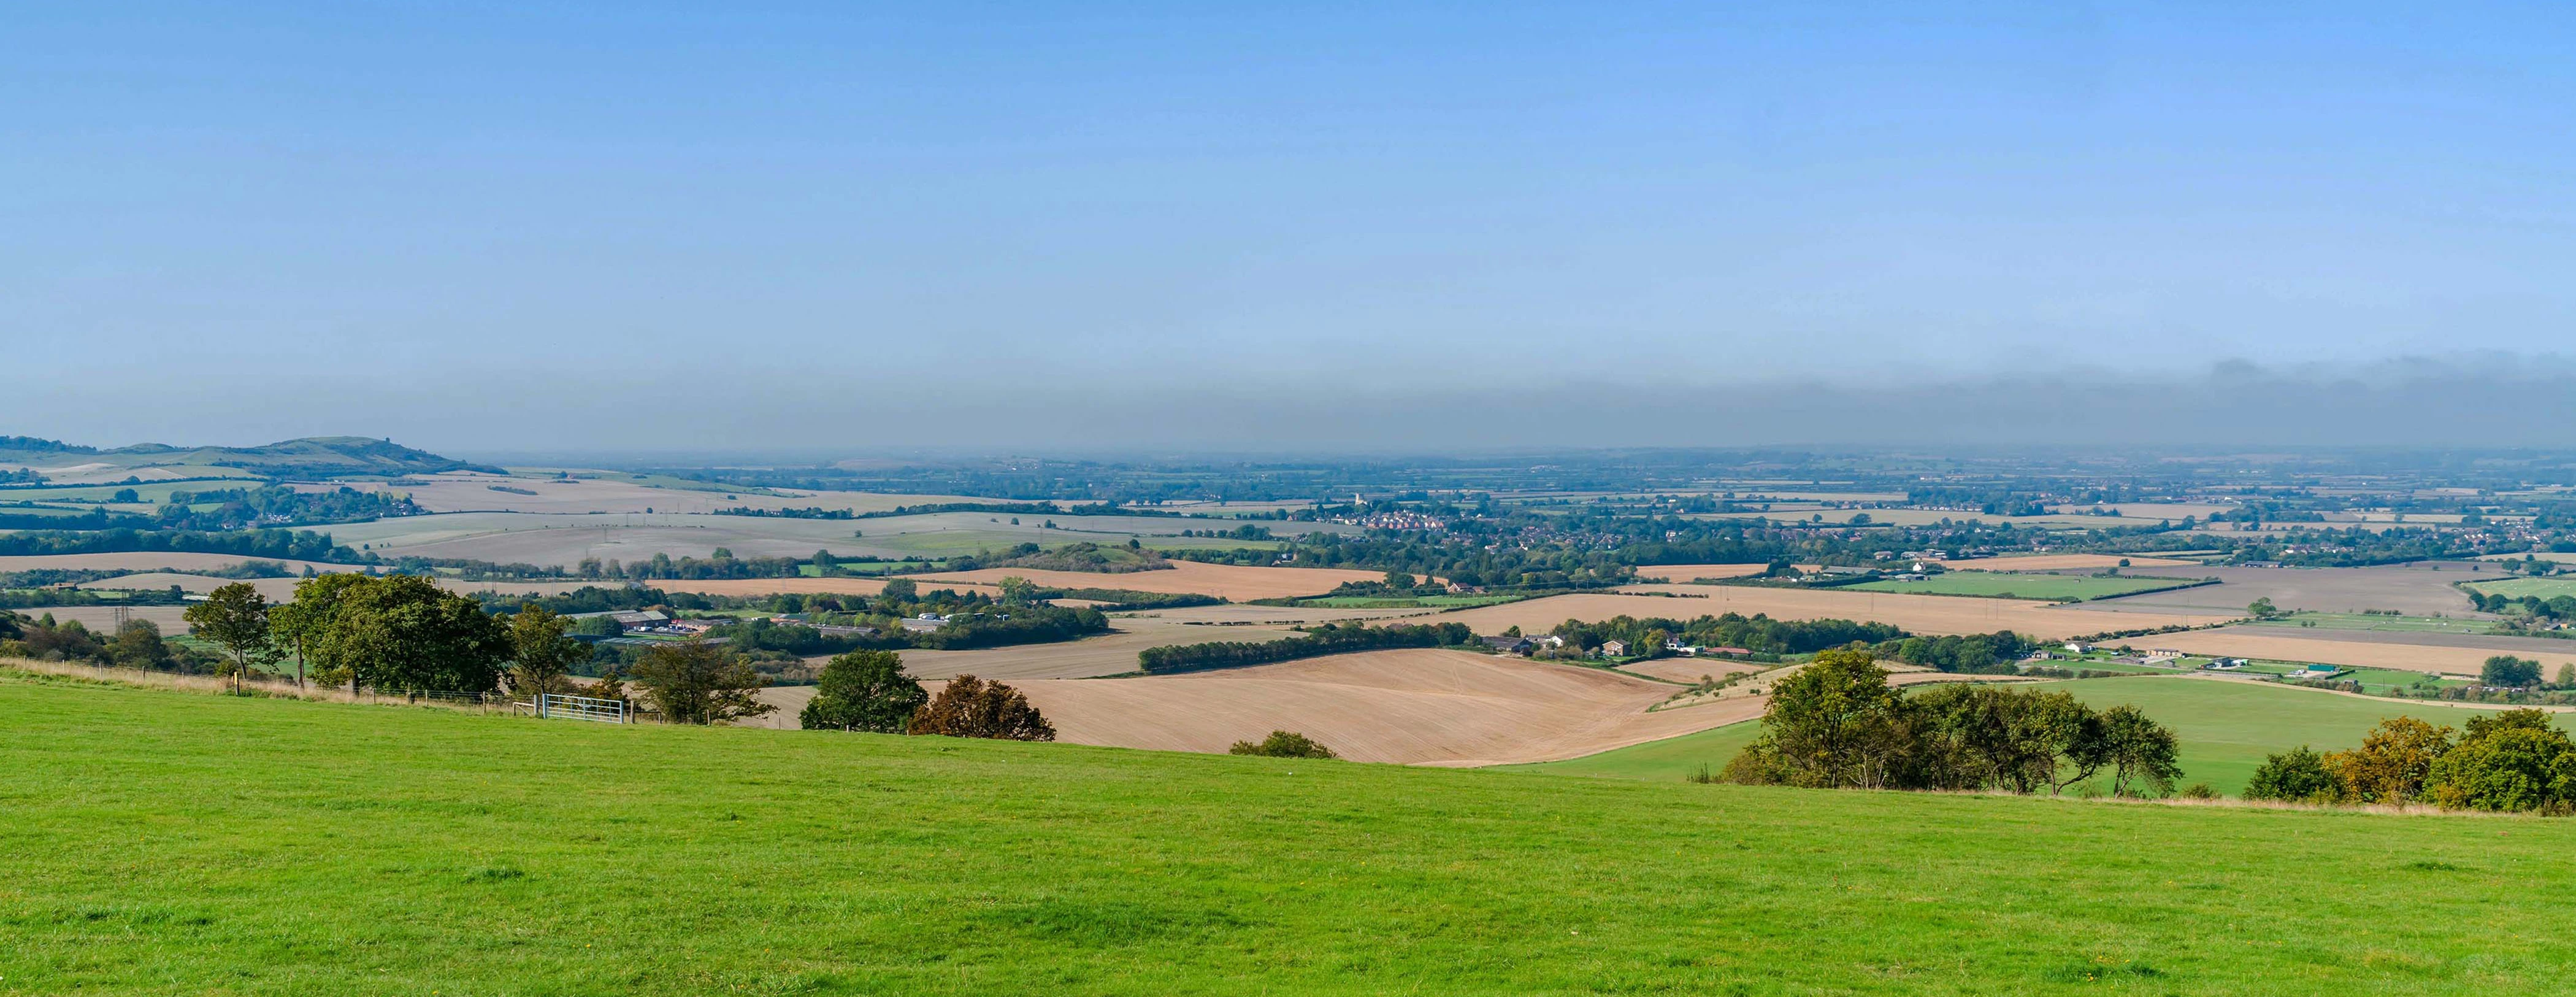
[1846,572,2199,601]
[2248,612,2509,635]
[2461,577,2576,599]
[9,669,2576,995]
[1505,676,2575,795]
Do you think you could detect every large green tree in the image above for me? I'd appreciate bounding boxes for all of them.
[310,575,510,695]
[184,582,277,693]
[505,606,591,702]
[274,572,375,693]
[799,649,928,733]
[630,639,775,725]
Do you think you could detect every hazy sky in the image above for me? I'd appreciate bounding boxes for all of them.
[8,2,2575,451]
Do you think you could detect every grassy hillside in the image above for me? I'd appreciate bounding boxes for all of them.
[0,436,492,480]
[1505,677,2576,794]
[6,669,2576,995]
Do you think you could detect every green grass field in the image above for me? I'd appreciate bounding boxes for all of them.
[10,668,2576,994]
[1845,572,2199,601]
[1506,676,2576,795]
[2250,612,2511,635]
[2461,577,2576,599]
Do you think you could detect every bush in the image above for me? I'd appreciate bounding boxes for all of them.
[1229,730,1336,759]
[1137,622,1475,674]
[799,649,929,733]
[908,674,1055,741]
[2178,782,2219,800]
[2244,747,2344,803]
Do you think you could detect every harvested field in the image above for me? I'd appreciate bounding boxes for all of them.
[324,510,1336,567]
[62,572,301,601]
[369,472,994,516]
[753,648,1759,766]
[2084,563,2493,617]
[28,606,192,631]
[0,553,358,575]
[914,563,1394,601]
[2159,628,2576,676]
[1934,553,2201,571]
[1630,564,1768,582]
[1432,587,2231,640]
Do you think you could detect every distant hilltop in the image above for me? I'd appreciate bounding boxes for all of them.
[0,435,500,482]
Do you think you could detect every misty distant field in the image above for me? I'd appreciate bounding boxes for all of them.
[319,510,1342,566]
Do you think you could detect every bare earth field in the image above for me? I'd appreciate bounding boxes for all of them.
[1434,587,2233,639]
[914,563,1393,601]
[753,648,1761,766]
[62,573,301,601]
[2083,563,2492,617]
[0,553,358,575]
[1629,564,1769,582]
[1935,553,2202,571]
[367,472,995,516]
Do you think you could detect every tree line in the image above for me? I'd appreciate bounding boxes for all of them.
[2245,710,2576,813]
[1722,650,2183,798]
[798,649,1054,741]
[1137,622,1478,674]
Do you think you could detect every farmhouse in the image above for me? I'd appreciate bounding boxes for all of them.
[607,610,669,631]
[1599,639,1628,657]
[1481,635,1534,655]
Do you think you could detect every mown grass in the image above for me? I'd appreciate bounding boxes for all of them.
[6,669,2576,995]
[2459,576,2576,599]
[1506,676,2576,795]
[1846,572,2198,601]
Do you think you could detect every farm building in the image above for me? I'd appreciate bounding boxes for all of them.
[1600,640,1628,656]
[607,610,669,631]
[1481,636,1534,655]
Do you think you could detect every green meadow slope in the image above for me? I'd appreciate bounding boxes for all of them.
[4,669,2574,995]
[1508,676,2576,795]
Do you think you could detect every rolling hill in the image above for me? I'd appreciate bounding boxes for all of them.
[0,435,496,482]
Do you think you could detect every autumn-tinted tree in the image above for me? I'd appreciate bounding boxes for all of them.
[184,582,277,693]
[799,649,928,733]
[2324,717,2453,804]
[1229,730,1336,758]
[907,674,1055,741]
[629,639,775,725]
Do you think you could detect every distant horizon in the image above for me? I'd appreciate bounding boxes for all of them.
[13,2,2576,450]
[15,353,2576,455]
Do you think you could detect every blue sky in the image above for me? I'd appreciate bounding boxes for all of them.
[7,2,2575,449]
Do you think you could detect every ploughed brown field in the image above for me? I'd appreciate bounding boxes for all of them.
[912,563,1396,601]
[1934,553,2202,571]
[753,647,1759,766]
[1424,587,2233,640]
[1628,564,1769,582]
